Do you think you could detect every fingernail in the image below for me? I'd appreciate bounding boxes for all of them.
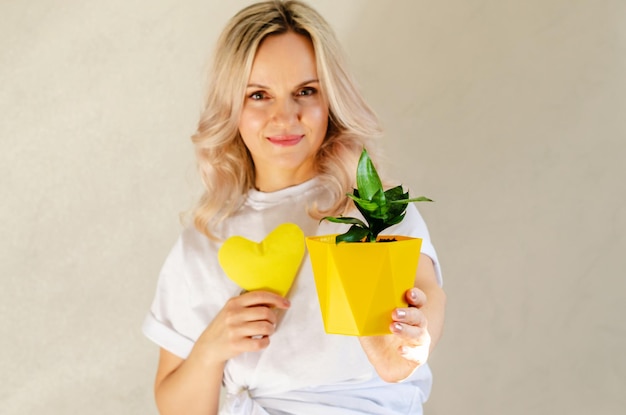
[393,323,403,332]
[396,309,406,319]
[410,289,418,301]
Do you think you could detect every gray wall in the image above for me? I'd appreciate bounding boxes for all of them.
[2,0,624,413]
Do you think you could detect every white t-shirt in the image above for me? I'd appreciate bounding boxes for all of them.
[142,178,442,415]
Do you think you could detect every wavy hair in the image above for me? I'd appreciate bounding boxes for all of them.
[191,0,383,240]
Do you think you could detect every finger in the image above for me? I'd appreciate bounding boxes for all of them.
[238,305,279,326]
[231,333,272,353]
[239,320,277,338]
[392,307,427,327]
[406,287,427,308]
[222,302,278,332]
[218,315,276,356]
[246,335,271,351]
[238,290,291,309]
[227,320,276,347]
[390,321,428,343]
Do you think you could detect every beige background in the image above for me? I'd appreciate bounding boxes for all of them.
[1,0,625,414]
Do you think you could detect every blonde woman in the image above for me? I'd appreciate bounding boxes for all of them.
[142,1,446,414]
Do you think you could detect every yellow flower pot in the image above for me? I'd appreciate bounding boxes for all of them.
[305,235,422,336]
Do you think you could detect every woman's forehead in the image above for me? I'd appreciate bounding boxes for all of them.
[247,32,318,87]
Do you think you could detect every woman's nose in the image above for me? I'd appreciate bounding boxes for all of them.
[271,97,299,125]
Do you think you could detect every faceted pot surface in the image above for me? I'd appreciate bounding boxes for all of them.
[306,235,422,336]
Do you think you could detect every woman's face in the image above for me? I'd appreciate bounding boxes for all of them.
[238,32,329,191]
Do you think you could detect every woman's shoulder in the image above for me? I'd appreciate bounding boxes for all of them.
[164,225,220,265]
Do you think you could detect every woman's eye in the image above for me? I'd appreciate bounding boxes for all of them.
[249,91,266,100]
[297,87,317,97]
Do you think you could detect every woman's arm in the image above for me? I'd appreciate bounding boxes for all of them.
[358,254,446,383]
[154,348,224,415]
[153,291,291,415]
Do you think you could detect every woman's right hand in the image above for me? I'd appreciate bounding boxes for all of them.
[193,290,291,365]
[155,291,289,415]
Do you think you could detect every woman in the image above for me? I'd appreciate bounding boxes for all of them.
[142,1,446,414]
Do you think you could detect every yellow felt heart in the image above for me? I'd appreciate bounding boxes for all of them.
[218,223,305,297]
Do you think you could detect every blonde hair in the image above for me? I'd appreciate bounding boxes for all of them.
[191,0,382,240]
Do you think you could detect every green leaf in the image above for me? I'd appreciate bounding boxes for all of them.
[370,188,386,208]
[336,225,370,243]
[369,204,391,220]
[389,196,433,204]
[353,195,381,223]
[386,212,406,226]
[346,194,379,212]
[356,148,384,202]
[384,185,406,201]
[321,216,368,228]
[388,200,408,218]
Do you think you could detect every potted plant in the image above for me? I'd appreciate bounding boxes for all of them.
[306,148,432,336]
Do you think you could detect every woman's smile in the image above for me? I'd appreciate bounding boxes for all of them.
[266,134,305,146]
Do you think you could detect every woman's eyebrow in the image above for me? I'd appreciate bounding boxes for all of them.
[246,83,269,89]
[245,79,320,89]
[297,79,320,86]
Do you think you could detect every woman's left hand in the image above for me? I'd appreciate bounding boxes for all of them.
[358,255,445,383]
[390,288,431,366]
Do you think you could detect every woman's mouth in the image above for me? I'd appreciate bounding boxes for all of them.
[266,135,304,146]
